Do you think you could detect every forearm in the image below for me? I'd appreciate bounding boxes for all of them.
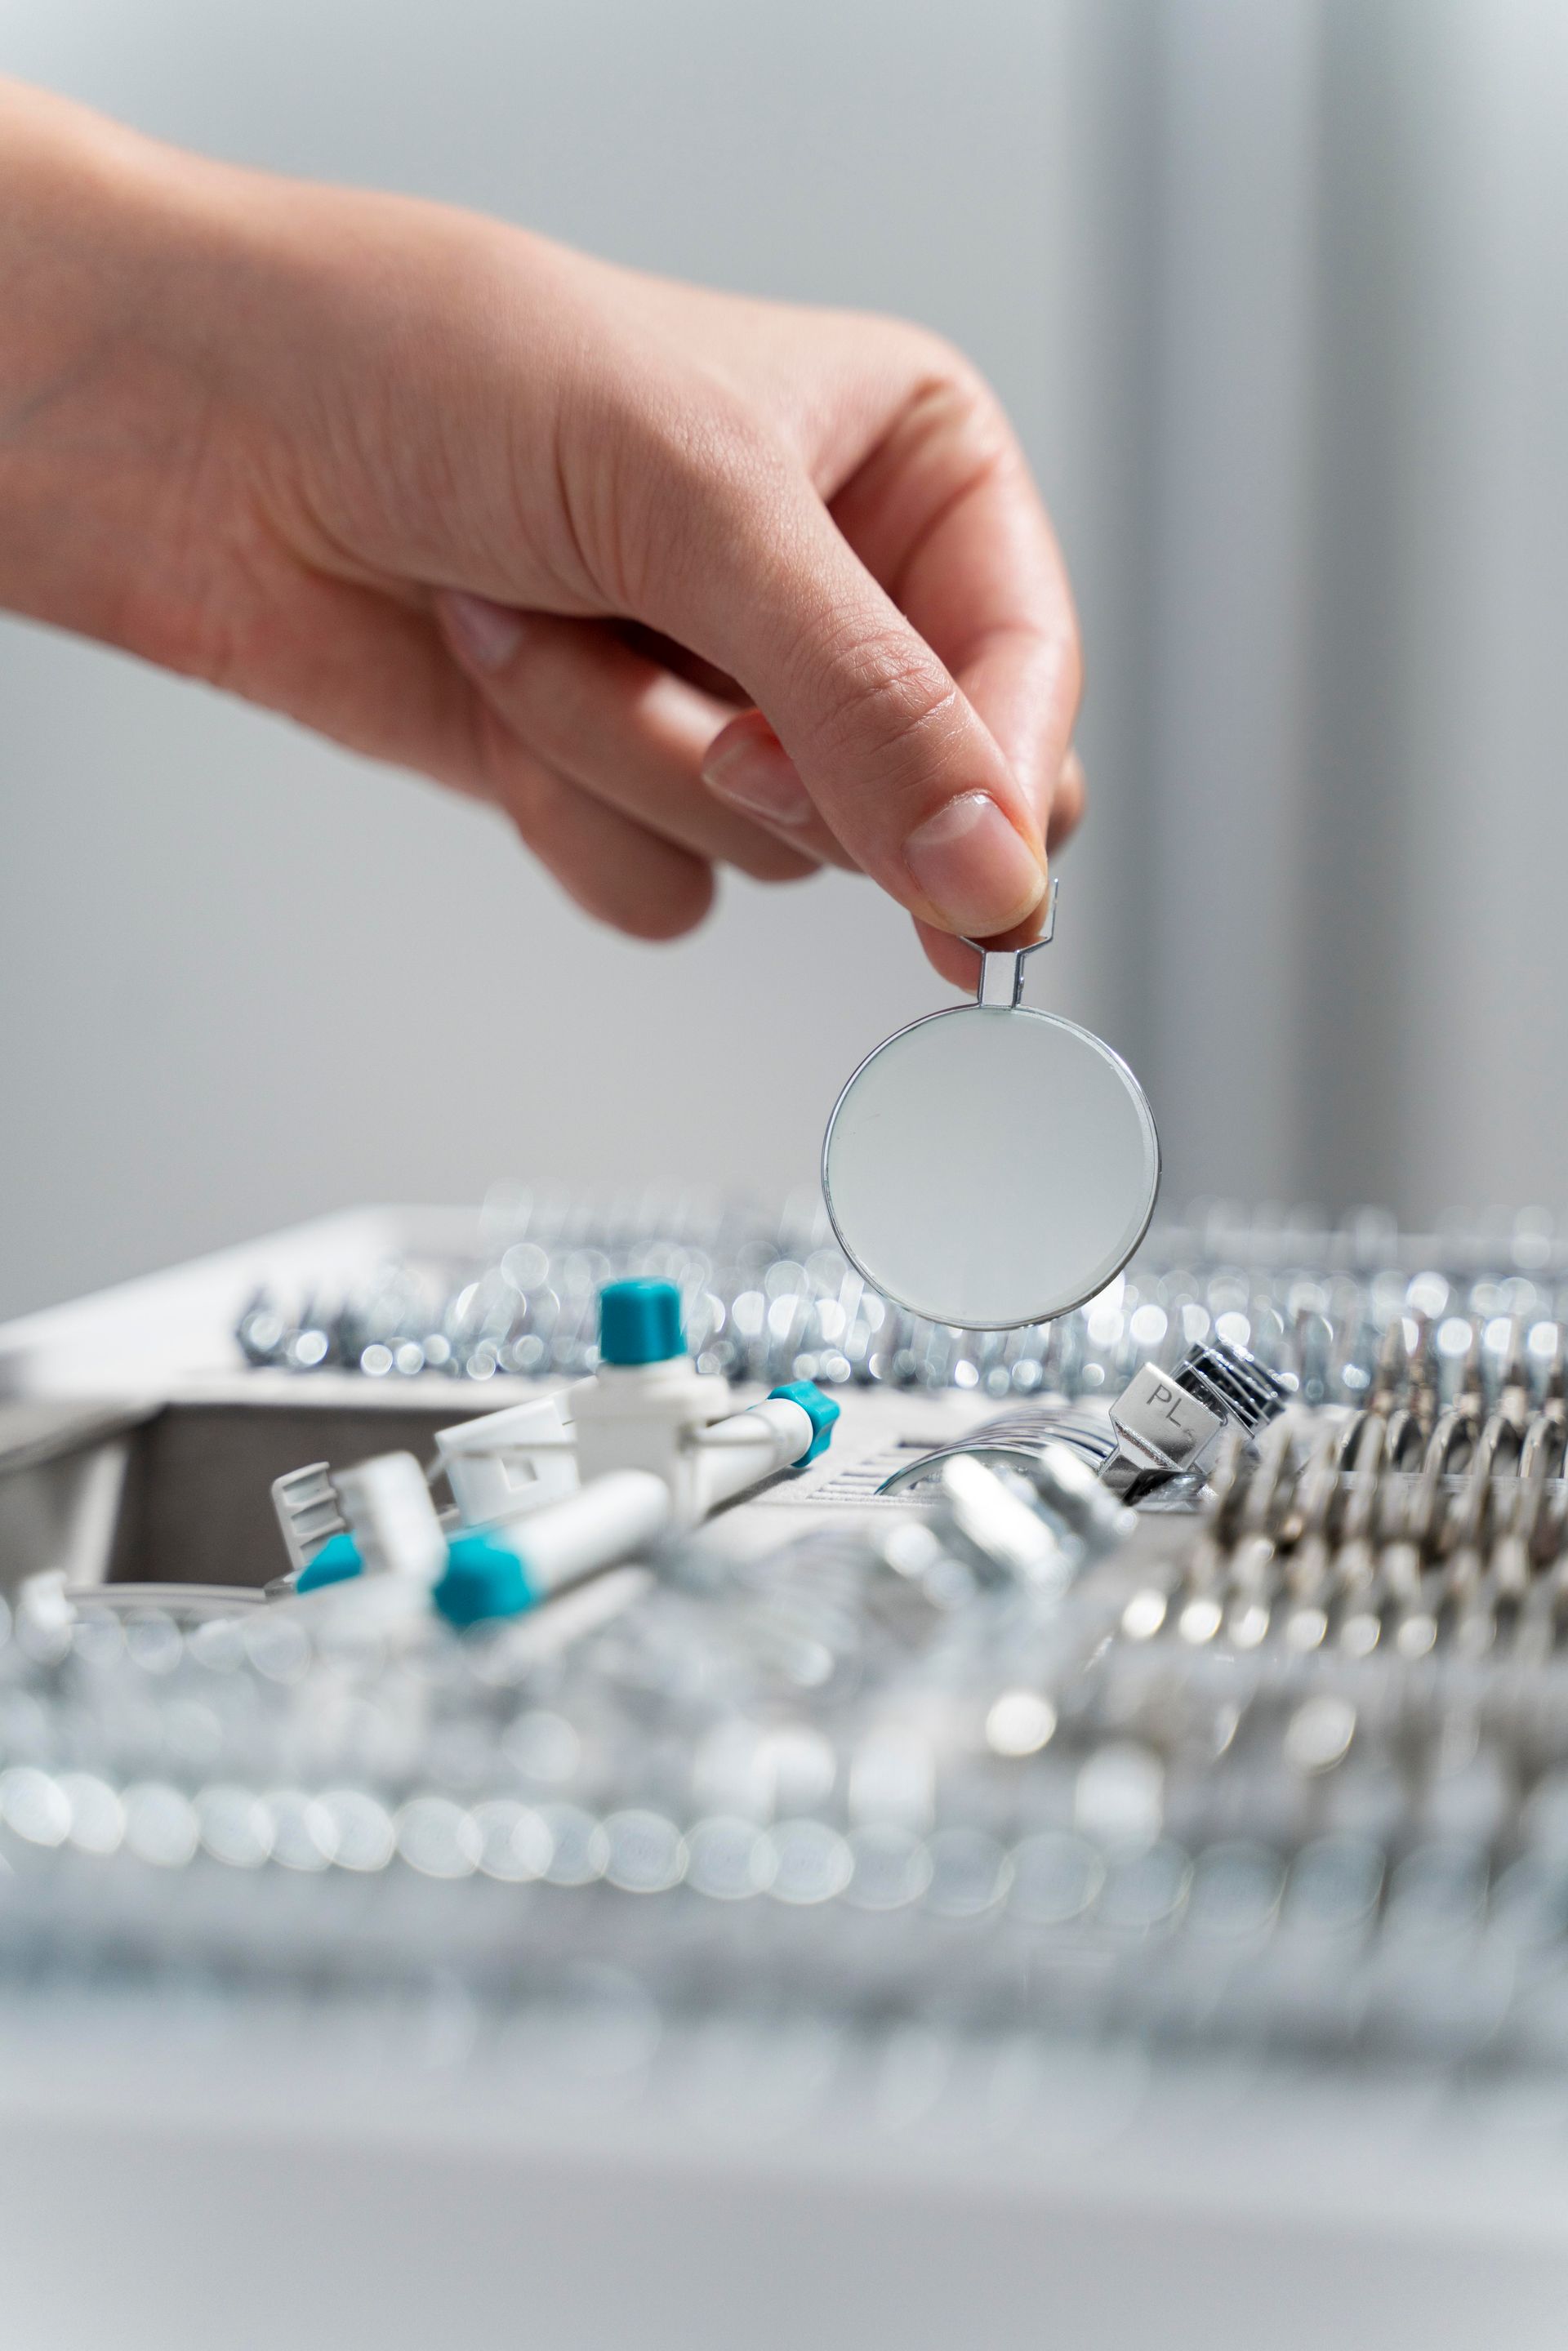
[0,82,272,658]
[0,82,559,672]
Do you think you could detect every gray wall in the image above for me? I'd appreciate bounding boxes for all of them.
[2,0,1565,1318]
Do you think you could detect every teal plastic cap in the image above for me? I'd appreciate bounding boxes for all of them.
[433,1533,540,1627]
[296,1532,362,1592]
[599,1277,685,1367]
[768,1380,840,1465]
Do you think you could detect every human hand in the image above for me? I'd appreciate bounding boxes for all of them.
[0,84,1082,982]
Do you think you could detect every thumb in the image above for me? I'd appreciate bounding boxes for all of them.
[648,452,1049,940]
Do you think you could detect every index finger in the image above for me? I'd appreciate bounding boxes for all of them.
[829,374,1082,835]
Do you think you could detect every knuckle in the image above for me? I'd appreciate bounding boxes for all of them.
[612,381,791,613]
[796,616,958,769]
[895,328,1007,437]
[858,312,987,399]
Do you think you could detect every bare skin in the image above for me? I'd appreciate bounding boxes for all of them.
[0,81,1084,986]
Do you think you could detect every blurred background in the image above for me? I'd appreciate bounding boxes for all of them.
[2,0,1565,1321]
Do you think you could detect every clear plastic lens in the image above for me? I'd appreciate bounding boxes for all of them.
[822,1008,1160,1329]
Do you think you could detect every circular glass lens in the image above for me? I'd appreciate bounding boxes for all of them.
[822,1006,1159,1329]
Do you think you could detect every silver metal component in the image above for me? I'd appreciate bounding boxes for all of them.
[975,949,1027,1009]
[1173,1339,1291,1438]
[877,1440,1043,1494]
[1102,1341,1290,1498]
[924,1455,1073,1591]
[966,875,1058,1006]
[877,1406,1120,1497]
[223,1201,1568,1412]
[1104,1364,1226,1491]
[1022,1438,1138,1557]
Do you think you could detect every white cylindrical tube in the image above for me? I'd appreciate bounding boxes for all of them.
[334,1452,447,1582]
[688,1397,816,1518]
[281,1570,432,1637]
[437,1469,674,1626]
[513,1468,671,1595]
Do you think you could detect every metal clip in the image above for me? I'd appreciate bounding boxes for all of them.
[964,875,1058,1009]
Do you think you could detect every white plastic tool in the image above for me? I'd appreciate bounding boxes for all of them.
[270,1461,346,1574]
[266,1280,838,1625]
[434,1388,831,1623]
[572,1365,819,1527]
[821,881,1160,1329]
[333,1452,448,1582]
[435,1393,577,1527]
[571,1347,731,1512]
[439,1467,673,1625]
[687,1392,823,1516]
[569,1280,835,1527]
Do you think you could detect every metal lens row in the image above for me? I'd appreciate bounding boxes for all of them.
[234,1196,1568,1401]
[1130,1374,1568,1663]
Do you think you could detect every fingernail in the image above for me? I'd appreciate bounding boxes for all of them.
[702,734,814,827]
[436,590,524,671]
[903,792,1045,934]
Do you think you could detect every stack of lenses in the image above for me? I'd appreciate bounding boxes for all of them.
[236,1194,1568,1408]
[0,1411,1564,2073]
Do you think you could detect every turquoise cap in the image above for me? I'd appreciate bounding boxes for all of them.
[433,1532,541,1627]
[599,1277,685,1366]
[768,1380,840,1465]
[296,1532,363,1592]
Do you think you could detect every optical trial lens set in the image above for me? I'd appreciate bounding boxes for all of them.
[2,893,1567,2080]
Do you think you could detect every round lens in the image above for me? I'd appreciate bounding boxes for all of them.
[822,1006,1159,1329]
